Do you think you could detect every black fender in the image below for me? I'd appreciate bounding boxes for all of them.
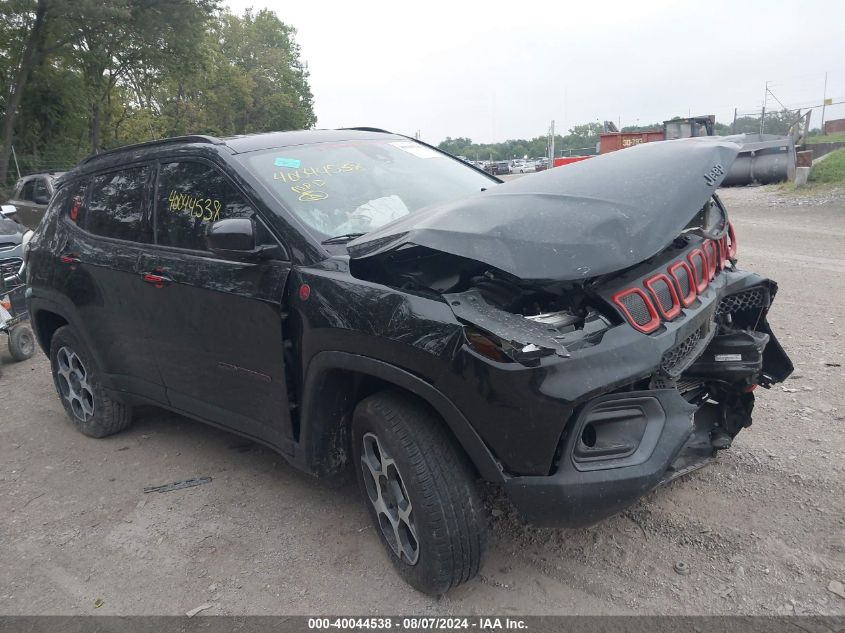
[27,293,105,363]
[296,351,505,482]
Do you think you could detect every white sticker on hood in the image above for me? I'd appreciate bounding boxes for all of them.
[390,141,444,159]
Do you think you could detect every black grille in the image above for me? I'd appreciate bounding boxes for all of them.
[620,292,651,325]
[717,288,769,314]
[661,329,701,373]
[660,321,713,376]
[652,279,674,312]
[0,257,22,277]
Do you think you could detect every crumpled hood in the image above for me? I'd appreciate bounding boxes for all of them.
[348,138,740,283]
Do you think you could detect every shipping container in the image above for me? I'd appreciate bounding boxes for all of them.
[599,131,665,154]
[553,156,593,167]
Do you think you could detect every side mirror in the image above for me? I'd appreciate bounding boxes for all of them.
[206,218,279,260]
[34,195,50,205]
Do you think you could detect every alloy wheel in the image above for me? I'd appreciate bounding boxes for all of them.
[360,432,420,564]
[55,346,95,421]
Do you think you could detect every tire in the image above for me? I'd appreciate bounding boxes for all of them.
[8,323,35,361]
[49,325,132,438]
[352,391,487,595]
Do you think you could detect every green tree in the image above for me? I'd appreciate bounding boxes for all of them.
[0,0,50,183]
[0,3,317,188]
[66,0,216,151]
[157,8,315,138]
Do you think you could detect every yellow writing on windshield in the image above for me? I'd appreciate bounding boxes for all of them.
[291,180,329,202]
[272,162,364,183]
[168,190,222,222]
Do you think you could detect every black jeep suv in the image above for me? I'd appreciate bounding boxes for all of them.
[25,129,792,595]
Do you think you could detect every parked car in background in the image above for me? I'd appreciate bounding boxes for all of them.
[0,207,33,279]
[511,160,536,174]
[6,172,63,229]
[491,160,510,175]
[535,158,550,172]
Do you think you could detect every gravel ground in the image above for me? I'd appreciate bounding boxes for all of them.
[1,184,843,616]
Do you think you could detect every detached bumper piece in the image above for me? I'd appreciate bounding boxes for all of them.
[686,328,769,381]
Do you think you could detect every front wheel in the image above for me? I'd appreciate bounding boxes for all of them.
[352,391,487,595]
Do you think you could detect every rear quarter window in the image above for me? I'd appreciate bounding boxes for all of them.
[59,181,88,226]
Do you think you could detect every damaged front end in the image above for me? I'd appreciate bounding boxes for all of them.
[346,138,793,528]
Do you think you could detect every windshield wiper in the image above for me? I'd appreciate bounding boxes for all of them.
[321,232,366,245]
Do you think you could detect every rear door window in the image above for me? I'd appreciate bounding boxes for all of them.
[34,178,50,202]
[154,161,256,252]
[86,166,150,242]
[21,180,36,201]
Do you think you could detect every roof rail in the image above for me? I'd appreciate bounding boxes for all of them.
[80,135,224,165]
[338,126,394,134]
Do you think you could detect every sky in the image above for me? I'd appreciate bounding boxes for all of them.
[226,0,845,145]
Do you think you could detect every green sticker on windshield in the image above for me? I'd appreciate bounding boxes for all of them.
[274,157,301,168]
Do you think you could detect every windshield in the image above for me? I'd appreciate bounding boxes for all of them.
[241,138,496,240]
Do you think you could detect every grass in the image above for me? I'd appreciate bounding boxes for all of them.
[809,148,845,184]
[807,133,845,145]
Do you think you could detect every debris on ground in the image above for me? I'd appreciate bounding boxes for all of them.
[185,603,213,617]
[828,580,845,600]
[143,477,212,494]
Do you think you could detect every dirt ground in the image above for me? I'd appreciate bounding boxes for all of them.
[1,185,844,616]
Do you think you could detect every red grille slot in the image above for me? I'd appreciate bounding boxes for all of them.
[687,248,709,293]
[718,235,728,267]
[668,261,696,307]
[704,240,718,278]
[644,273,681,320]
[612,287,660,333]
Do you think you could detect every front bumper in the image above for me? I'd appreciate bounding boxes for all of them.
[496,272,793,528]
[503,388,711,528]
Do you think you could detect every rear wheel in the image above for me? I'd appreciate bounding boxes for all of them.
[352,391,487,595]
[49,326,132,438]
[8,323,35,361]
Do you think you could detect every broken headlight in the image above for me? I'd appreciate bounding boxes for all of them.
[463,310,610,367]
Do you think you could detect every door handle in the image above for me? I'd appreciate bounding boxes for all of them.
[141,272,173,289]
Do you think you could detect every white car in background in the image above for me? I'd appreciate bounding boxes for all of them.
[510,160,535,174]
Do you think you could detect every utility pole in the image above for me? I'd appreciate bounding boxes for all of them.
[731,108,737,134]
[821,71,829,133]
[548,120,555,167]
[10,145,21,181]
[760,81,768,135]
